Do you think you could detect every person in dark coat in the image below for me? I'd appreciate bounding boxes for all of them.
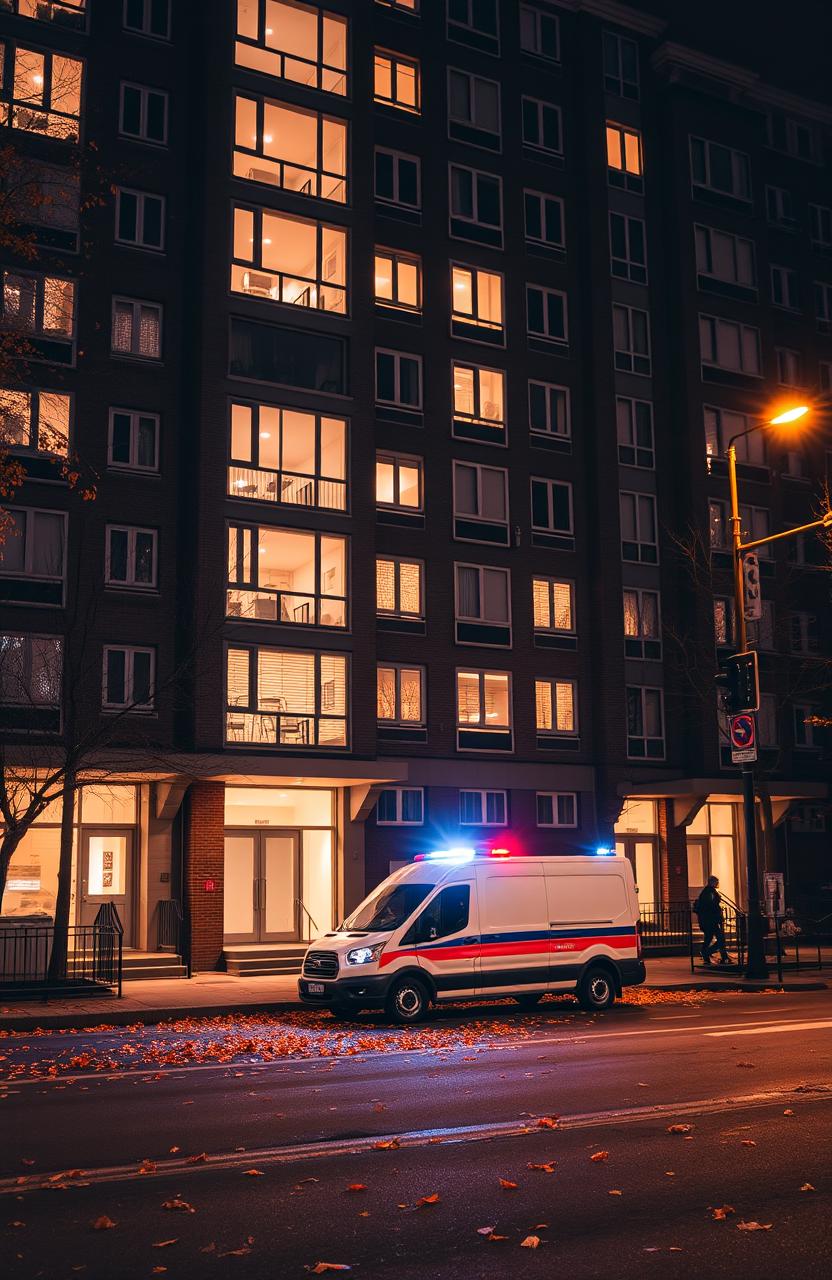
[695,875,731,964]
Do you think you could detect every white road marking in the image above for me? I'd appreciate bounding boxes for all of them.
[1,1085,828,1195]
[707,1019,832,1038]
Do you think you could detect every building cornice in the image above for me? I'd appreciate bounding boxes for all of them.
[549,0,667,37]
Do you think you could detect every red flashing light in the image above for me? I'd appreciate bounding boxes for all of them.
[489,847,512,858]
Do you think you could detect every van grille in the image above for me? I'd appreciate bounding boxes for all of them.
[303,951,338,978]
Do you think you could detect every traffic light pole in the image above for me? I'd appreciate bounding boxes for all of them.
[727,444,769,981]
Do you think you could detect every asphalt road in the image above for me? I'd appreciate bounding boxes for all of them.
[1,989,831,1279]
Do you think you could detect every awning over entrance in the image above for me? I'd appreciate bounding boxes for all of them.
[619,778,827,829]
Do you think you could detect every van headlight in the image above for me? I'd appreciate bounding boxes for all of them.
[346,943,385,966]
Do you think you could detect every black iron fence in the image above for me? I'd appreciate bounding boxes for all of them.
[156,899,184,954]
[0,904,123,998]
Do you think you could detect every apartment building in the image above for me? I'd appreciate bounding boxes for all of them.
[1,0,829,976]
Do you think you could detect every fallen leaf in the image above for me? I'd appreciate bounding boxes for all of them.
[416,1193,440,1207]
[169,1146,180,1154]
[477,1226,496,1236]
[609,1189,623,1196]
[243,1169,264,1177]
[358,1211,369,1218]
[345,1184,367,1193]
[590,1151,609,1162]
[736,1061,756,1069]
[91,1215,116,1231]
[520,1235,541,1248]
[162,1199,196,1214]
[152,1240,178,1248]
[151,1269,167,1276]
[527,1162,556,1174]
[372,1103,386,1112]
[712,1205,735,1220]
[737,1221,772,1232]
[186,1152,208,1164]
[783,1109,795,1116]
[8,1220,25,1228]
[373,1139,400,1151]
[308,1266,352,1275]
[741,1140,757,1148]
[799,1183,816,1193]
[218,1238,254,1258]
[499,1178,518,1189]
[536,1116,559,1129]
[667,1124,693,1134]
[488,1234,509,1242]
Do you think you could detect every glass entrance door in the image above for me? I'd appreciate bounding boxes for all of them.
[223,831,299,943]
[615,837,658,908]
[79,830,133,944]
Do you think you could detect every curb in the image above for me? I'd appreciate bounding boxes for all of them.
[0,979,827,1033]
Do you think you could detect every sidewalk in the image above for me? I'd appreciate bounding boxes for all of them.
[1,957,826,1032]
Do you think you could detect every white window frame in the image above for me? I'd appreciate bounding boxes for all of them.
[529,380,570,439]
[452,360,506,431]
[374,147,421,209]
[0,388,71,457]
[526,284,568,344]
[699,314,761,377]
[447,67,501,140]
[771,264,800,311]
[815,280,832,332]
[626,685,665,760]
[535,677,578,736]
[373,48,421,113]
[455,669,512,736]
[531,476,573,535]
[458,788,508,826]
[523,189,564,249]
[104,524,158,590]
[449,163,503,238]
[536,791,577,828]
[102,644,155,712]
[602,30,638,98]
[376,452,424,512]
[809,203,832,247]
[1,269,76,345]
[521,97,563,155]
[374,248,422,313]
[375,348,423,409]
[454,562,511,629]
[704,406,765,467]
[123,0,170,39]
[115,187,165,251]
[376,666,426,727]
[447,0,499,47]
[694,224,756,288]
[533,577,574,634]
[792,705,818,751]
[613,303,651,375]
[766,185,794,225]
[519,3,559,60]
[376,786,425,826]
[107,407,160,472]
[119,81,168,144]
[790,612,819,655]
[453,461,509,530]
[111,296,162,359]
[450,263,504,340]
[776,346,802,387]
[623,587,661,657]
[616,396,654,469]
[610,211,647,283]
[690,136,751,201]
[0,632,62,710]
[606,122,643,177]
[620,490,658,563]
[0,506,66,584]
[376,556,424,618]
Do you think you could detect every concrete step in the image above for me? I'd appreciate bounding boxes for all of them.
[122,964,188,981]
[122,952,187,981]
[225,958,302,977]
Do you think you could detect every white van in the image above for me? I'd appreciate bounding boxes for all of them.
[298,848,645,1023]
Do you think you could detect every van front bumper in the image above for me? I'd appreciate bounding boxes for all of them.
[298,973,393,1009]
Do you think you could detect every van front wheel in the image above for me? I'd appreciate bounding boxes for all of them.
[385,976,430,1025]
[577,965,616,1011]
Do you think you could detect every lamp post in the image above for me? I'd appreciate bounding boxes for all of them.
[724,405,814,980]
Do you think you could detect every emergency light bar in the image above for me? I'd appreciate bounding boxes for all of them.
[413,847,476,863]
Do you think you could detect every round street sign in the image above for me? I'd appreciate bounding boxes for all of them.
[730,713,755,750]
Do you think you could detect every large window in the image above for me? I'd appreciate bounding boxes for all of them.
[376,453,423,512]
[521,97,562,155]
[620,491,657,563]
[790,612,820,655]
[610,212,647,283]
[103,646,155,712]
[4,0,85,28]
[375,147,420,211]
[451,264,503,343]
[537,791,577,828]
[613,304,650,374]
[109,407,159,472]
[375,349,422,409]
[529,381,569,439]
[699,315,761,376]
[690,137,750,201]
[616,397,654,469]
[226,646,348,746]
[231,205,347,314]
[227,525,347,627]
[771,264,800,311]
[776,347,802,387]
[448,67,500,144]
[533,577,574,635]
[449,164,502,246]
[527,285,567,344]
[111,297,162,359]
[0,633,62,730]
[115,189,165,250]
[455,563,510,630]
[2,271,75,360]
[377,666,424,726]
[0,507,65,605]
[606,122,643,189]
[524,190,564,250]
[694,225,755,289]
[0,389,69,457]
[452,361,505,439]
[119,82,167,144]
[810,203,832,248]
[448,0,499,52]
[374,48,420,112]
[3,44,82,141]
[456,670,511,738]
[376,557,423,618]
[235,0,348,95]
[531,477,572,535]
[124,0,169,36]
[376,786,424,825]
[459,789,506,825]
[374,250,421,314]
[603,30,638,98]
[626,686,664,758]
[520,4,559,60]
[230,402,347,511]
[233,93,347,202]
[453,461,508,541]
[535,678,577,736]
[704,406,764,466]
[815,280,832,332]
[623,588,660,659]
[105,525,157,590]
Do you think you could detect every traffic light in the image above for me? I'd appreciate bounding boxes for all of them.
[715,651,760,714]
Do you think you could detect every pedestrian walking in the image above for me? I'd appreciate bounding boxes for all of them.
[694,876,732,965]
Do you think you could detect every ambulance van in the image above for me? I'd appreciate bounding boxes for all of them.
[298,847,645,1023]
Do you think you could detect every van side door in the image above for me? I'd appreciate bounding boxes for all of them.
[545,869,635,987]
[475,862,549,994]
[405,881,479,1000]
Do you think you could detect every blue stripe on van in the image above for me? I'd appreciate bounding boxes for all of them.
[416,925,636,953]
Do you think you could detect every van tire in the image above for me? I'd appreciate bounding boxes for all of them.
[514,993,543,1009]
[385,976,430,1025]
[577,964,616,1011]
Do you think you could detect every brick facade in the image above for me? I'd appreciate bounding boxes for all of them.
[184,782,226,972]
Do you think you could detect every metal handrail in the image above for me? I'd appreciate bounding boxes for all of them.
[294,898,319,939]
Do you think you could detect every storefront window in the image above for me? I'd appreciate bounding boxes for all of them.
[224,785,334,828]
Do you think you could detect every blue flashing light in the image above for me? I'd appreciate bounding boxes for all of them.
[415,847,476,864]
[595,846,615,857]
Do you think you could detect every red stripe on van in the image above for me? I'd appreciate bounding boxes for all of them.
[379,933,637,968]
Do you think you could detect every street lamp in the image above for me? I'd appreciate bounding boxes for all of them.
[725,405,813,980]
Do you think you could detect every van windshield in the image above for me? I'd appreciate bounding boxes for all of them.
[342,882,436,932]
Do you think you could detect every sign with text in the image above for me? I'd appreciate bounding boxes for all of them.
[742,552,762,621]
[730,711,757,764]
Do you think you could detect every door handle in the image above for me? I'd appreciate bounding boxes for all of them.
[253,879,259,911]
[261,878,266,912]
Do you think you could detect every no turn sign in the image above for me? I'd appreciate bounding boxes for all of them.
[730,712,757,764]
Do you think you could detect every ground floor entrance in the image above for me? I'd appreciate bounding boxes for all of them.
[78,830,134,942]
[223,831,302,942]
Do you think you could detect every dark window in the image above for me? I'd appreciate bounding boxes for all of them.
[230,319,346,394]
[415,885,471,941]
